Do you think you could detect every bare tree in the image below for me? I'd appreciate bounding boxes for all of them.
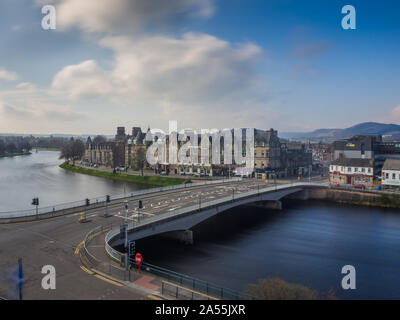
[131,147,147,176]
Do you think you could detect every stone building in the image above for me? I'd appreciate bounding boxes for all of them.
[329,156,374,188]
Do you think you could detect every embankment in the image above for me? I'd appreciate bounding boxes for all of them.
[294,187,400,209]
[59,163,186,187]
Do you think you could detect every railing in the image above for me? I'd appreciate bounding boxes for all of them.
[130,261,257,300]
[81,225,128,281]
[0,177,242,219]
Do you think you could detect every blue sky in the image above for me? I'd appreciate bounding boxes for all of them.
[0,0,399,134]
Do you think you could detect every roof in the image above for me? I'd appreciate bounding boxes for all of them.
[331,157,373,167]
[383,158,400,171]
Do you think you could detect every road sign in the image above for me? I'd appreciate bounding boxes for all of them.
[135,253,143,273]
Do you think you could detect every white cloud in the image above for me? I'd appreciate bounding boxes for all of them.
[0,67,18,81]
[52,60,112,99]
[55,0,215,33]
[49,32,270,128]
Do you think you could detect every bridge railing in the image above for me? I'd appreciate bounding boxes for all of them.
[122,181,321,233]
[0,177,242,219]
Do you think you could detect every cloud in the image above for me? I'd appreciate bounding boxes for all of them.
[0,67,18,81]
[52,60,112,99]
[55,0,215,34]
[50,32,268,128]
[381,105,400,123]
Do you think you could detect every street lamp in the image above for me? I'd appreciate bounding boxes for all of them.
[124,200,129,224]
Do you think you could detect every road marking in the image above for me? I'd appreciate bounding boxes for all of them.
[94,274,123,287]
[80,265,94,275]
[74,240,84,255]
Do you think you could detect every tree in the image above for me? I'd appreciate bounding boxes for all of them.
[246,278,319,300]
[131,146,147,176]
[59,139,85,164]
[6,142,17,154]
[93,135,107,145]
[0,140,5,155]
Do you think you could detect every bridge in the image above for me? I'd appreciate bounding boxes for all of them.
[0,177,327,300]
[105,180,328,263]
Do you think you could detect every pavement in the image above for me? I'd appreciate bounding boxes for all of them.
[0,176,328,300]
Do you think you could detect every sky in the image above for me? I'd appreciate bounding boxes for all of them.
[0,0,399,135]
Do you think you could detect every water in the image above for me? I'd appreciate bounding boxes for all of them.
[0,151,150,212]
[137,200,400,299]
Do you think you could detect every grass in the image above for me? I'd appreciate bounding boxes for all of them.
[34,147,62,151]
[59,162,186,187]
[0,152,32,158]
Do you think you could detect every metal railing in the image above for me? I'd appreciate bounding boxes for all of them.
[0,177,242,219]
[130,261,257,300]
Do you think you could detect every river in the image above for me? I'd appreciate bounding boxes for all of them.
[137,200,400,300]
[0,151,150,212]
[2,151,400,299]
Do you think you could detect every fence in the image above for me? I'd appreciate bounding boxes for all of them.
[129,262,257,300]
[80,225,129,281]
[0,177,242,220]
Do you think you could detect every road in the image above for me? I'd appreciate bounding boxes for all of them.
[0,179,278,299]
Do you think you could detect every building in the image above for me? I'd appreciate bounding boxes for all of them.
[83,126,312,177]
[83,127,147,168]
[382,159,400,189]
[329,156,374,188]
[331,135,400,181]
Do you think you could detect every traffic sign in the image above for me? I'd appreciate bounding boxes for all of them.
[135,253,143,273]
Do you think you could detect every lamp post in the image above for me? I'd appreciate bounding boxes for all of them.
[124,200,129,224]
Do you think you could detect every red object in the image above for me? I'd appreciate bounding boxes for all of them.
[135,253,143,273]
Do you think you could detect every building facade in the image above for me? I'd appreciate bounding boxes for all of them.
[382,159,400,189]
[329,157,374,188]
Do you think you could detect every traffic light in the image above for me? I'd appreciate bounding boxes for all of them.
[128,241,136,260]
[85,198,90,206]
[106,195,110,203]
[31,198,39,206]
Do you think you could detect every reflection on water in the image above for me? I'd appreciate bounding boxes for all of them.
[138,200,400,299]
[0,151,150,212]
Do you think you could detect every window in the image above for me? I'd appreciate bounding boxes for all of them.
[386,173,389,179]
[393,173,396,180]
[347,167,351,173]
[361,168,365,173]
[354,167,358,172]
[261,162,264,167]
[368,168,371,173]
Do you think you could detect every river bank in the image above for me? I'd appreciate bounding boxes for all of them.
[303,187,400,209]
[59,162,186,187]
[0,152,31,158]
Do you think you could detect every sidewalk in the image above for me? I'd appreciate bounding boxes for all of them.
[84,230,219,300]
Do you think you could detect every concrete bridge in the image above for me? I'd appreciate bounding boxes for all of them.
[106,181,327,259]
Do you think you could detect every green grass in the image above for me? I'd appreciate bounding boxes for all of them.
[59,162,186,187]
[0,152,32,158]
[35,147,62,151]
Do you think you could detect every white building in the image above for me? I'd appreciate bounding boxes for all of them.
[329,157,374,187]
[382,159,400,188]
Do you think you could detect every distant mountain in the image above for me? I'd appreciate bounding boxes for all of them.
[280,122,400,141]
